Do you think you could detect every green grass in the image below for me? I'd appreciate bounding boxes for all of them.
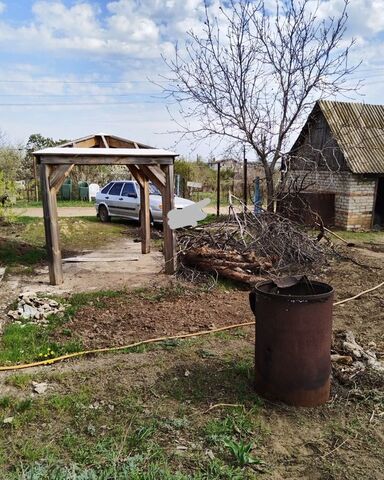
[0,216,130,269]
[332,229,384,244]
[0,329,381,479]
[4,374,32,389]
[0,238,46,266]
[190,191,230,206]
[0,316,82,366]
[16,200,93,208]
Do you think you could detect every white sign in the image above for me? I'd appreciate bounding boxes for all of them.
[187,181,202,189]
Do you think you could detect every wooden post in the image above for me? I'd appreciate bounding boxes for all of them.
[216,161,221,217]
[140,175,150,254]
[243,144,248,211]
[40,163,63,285]
[162,164,176,274]
[127,165,151,254]
[33,156,39,202]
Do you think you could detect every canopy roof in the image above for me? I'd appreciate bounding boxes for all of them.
[34,133,177,165]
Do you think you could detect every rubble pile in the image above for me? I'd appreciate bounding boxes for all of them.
[177,209,326,285]
[332,330,384,386]
[7,293,68,326]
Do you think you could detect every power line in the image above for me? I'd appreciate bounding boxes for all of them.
[0,79,166,84]
[0,94,161,97]
[0,101,162,106]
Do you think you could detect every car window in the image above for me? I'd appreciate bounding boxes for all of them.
[101,182,113,194]
[108,182,124,196]
[149,183,161,195]
[121,182,137,197]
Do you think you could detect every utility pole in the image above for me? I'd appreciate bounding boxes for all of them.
[216,160,221,217]
[243,144,247,211]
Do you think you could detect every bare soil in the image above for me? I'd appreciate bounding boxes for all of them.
[0,228,383,479]
[56,287,254,348]
[53,242,384,353]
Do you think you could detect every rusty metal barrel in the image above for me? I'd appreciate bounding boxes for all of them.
[249,278,334,407]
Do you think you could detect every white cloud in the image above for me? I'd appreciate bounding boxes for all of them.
[312,0,384,36]
[0,2,5,15]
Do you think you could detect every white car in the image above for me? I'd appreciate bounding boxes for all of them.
[95,180,195,223]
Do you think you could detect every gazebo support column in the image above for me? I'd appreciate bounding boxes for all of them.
[162,164,176,274]
[40,164,63,285]
[128,165,150,254]
[139,176,151,254]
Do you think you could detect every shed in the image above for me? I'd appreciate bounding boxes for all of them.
[34,133,177,285]
[288,100,384,230]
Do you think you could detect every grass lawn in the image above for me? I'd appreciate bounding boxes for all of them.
[0,322,382,479]
[0,216,135,270]
[15,200,93,208]
[0,280,382,479]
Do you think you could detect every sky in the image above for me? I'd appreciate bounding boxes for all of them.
[0,0,384,158]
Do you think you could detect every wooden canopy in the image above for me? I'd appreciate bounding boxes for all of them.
[34,133,177,286]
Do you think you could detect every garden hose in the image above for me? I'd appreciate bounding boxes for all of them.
[0,321,256,372]
[0,280,382,372]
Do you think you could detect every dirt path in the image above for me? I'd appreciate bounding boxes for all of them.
[0,237,169,331]
[13,204,234,218]
[14,207,96,217]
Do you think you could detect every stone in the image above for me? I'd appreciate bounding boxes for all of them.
[32,382,48,394]
[7,311,19,320]
[23,304,38,319]
[3,417,13,424]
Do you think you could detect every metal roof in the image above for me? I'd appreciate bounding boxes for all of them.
[318,100,384,174]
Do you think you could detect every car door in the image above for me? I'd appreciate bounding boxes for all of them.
[106,182,124,216]
[120,182,139,219]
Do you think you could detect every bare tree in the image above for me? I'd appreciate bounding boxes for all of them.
[163,0,358,210]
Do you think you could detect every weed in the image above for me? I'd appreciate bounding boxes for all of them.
[0,397,12,409]
[223,439,261,467]
[0,322,82,366]
[15,399,33,413]
[4,374,32,389]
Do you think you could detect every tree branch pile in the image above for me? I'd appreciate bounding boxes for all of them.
[177,209,326,286]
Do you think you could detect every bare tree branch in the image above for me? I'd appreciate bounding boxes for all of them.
[162,0,360,209]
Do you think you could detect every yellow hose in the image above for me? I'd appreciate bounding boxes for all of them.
[0,321,256,372]
[1,280,382,372]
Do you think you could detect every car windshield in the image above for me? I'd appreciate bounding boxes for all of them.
[149,183,161,195]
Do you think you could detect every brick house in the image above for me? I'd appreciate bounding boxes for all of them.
[288,100,384,230]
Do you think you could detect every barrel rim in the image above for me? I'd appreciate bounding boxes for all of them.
[254,279,334,301]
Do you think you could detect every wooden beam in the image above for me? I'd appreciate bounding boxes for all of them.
[127,165,144,188]
[162,164,176,274]
[40,164,63,285]
[39,156,173,166]
[100,135,109,148]
[140,176,151,254]
[49,164,74,192]
[127,166,150,253]
[140,165,166,193]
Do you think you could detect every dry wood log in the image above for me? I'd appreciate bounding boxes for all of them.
[188,259,264,285]
[184,254,273,272]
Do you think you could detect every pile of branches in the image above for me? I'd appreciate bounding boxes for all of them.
[177,208,326,286]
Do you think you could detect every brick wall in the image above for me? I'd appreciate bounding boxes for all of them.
[286,170,376,230]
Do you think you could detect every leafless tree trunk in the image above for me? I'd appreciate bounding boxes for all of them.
[163,0,359,209]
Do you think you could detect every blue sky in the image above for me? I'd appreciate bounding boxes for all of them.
[0,0,384,158]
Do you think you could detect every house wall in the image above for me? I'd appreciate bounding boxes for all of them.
[287,170,376,230]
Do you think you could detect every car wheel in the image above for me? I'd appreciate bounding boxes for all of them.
[98,205,111,223]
